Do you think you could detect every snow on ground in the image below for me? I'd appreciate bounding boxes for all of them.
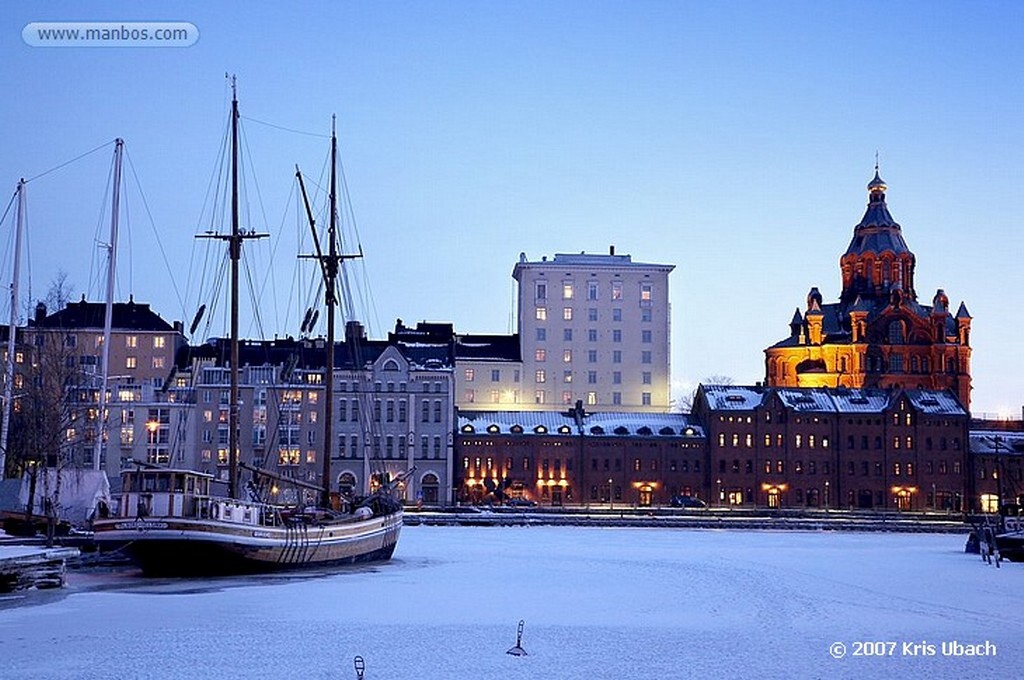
[0,526,1021,679]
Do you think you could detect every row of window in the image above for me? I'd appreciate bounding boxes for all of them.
[532,328,656,343]
[534,306,654,322]
[531,349,655,365]
[535,280,654,303]
[60,333,167,350]
[524,390,654,406]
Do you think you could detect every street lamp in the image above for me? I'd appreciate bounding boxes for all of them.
[717,478,722,507]
[824,480,830,511]
[608,477,614,510]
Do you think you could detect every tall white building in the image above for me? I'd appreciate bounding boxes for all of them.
[512,248,674,412]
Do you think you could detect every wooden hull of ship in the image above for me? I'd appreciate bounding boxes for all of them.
[93,511,402,577]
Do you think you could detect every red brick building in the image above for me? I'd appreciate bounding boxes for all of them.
[456,409,706,507]
[693,385,970,511]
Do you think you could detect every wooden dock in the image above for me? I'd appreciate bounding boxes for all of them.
[0,545,80,593]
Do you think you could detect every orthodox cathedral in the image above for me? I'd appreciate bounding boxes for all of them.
[764,169,972,409]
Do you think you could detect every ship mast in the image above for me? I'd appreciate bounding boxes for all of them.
[296,117,361,508]
[94,138,123,472]
[197,78,266,499]
[0,180,26,479]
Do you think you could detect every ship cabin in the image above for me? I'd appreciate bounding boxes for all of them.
[111,468,280,527]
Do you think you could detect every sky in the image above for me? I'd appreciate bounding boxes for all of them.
[1,1,1021,416]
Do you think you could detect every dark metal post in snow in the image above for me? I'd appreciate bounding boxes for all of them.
[506,619,528,656]
[353,655,365,679]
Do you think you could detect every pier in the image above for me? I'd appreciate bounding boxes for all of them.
[0,545,80,593]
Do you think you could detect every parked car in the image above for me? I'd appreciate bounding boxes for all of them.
[505,498,538,508]
[670,495,707,509]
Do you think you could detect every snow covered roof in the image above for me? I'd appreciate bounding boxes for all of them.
[970,431,1024,456]
[700,385,966,416]
[458,410,704,438]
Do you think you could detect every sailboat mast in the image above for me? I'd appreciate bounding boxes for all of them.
[321,120,338,508]
[95,139,123,472]
[227,84,242,500]
[0,180,26,480]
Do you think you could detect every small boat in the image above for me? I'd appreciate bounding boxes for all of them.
[995,504,1024,563]
[93,466,402,576]
[94,80,404,575]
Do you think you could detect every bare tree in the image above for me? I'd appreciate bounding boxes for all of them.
[677,375,735,413]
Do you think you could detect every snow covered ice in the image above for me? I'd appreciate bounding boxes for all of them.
[1,526,1022,679]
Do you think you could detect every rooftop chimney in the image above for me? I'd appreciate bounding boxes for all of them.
[609,245,615,256]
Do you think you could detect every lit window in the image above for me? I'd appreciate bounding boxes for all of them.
[562,391,573,404]
[563,370,572,383]
[586,391,597,405]
[464,390,475,403]
[125,335,138,348]
[126,356,137,369]
[536,307,547,321]
[611,281,622,300]
[465,368,475,382]
[535,390,546,404]
[563,350,572,363]
[641,283,652,302]
[153,336,166,349]
[535,348,546,362]
[535,370,546,383]
[563,307,573,321]
[152,357,165,369]
[562,282,573,300]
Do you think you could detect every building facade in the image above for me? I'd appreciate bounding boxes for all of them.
[13,298,187,480]
[512,248,674,412]
[693,384,970,511]
[764,171,973,409]
[456,408,706,507]
[176,321,456,506]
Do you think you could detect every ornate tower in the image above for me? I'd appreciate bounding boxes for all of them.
[764,169,972,409]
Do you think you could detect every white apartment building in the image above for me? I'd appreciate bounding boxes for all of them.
[512,248,674,412]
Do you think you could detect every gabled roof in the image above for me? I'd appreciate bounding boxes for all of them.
[30,297,179,333]
[970,431,1024,456]
[699,385,966,417]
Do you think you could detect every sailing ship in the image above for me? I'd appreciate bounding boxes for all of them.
[93,83,404,576]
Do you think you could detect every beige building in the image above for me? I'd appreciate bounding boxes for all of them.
[511,249,674,412]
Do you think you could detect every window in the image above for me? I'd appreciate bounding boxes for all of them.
[464,368,475,382]
[536,370,546,383]
[464,389,475,403]
[588,371,597,384]
[611,281,622,300]
[612,371,621,384]
[536,282,547,300]
[535,390,546,404]
[536,348,547,362]
[588,308,598,321]
[536,327,546,341]
[641,330,652,343]
[564,328,573,341]
[588,329,598,342]
[612,329,622,343]
[612,350,622,364]
[640,283,652,303]
[562,282,573,300]
[433,400,442,422]
[153,336,166,349]
[491,369,500,382]
[563,370,572,383]
[641,392,651,406]
[641,308,652,322]
[563,307,573,321]
[588,350,597,363]
[612,392,621,405]
[586,391,597,405]
[587,281,599,300]
[642,371,652,385]
[535,307,547,321]
[126,357,137,369]
[641,351,652,364]
[612,308,622,322]
[125,335,138,348]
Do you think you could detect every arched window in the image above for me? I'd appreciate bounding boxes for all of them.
[888,320,905,344]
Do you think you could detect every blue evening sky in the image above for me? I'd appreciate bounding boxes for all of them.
[1,1,1021,415]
